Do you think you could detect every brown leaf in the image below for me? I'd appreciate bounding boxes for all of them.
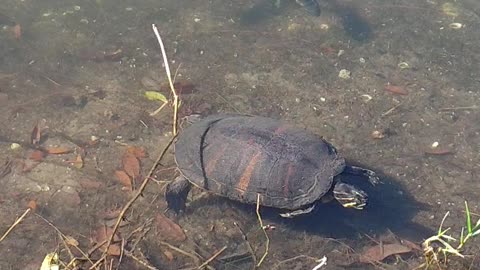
[78,178,103,189]
[65,236,79,246]
[45,146,73,154]
[127,146,147,159]
[114,170,132,188]
[163,250,174,261]
[100,209,122,220]
[93,226,122,256]
[384,84,408,95]
[359,243,412,263]
[29,150,45,161]
[71,154,84,169]
[13,24,21,40]
[122,152,140,179]
[31,123,41,145]
[27,200,37,211]
[57,189,81,206]
[424,148,454,155]
[156,213,186,242]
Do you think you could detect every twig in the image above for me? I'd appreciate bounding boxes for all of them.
[160,241,200,264]
[198,246,227,269]
[35,213,95,267]
[439,106,478,111]
[125,250,159,270]
[255,194,269,267]
[101,135,176,260]
[273,255,324,270]
[0,208,31,242]
[152,24,179,136]
[381,102,403,117]
[234,222,257,267]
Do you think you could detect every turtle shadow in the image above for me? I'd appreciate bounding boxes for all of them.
[267,169,433,241]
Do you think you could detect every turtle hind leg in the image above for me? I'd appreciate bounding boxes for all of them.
[165,176,192,214]
[279,204,315,218]
[343,165,381,185]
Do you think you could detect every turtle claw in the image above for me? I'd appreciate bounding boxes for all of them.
[343,165,381,185]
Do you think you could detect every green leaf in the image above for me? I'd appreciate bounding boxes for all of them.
[472,229,480,237]
[465,201,472,234]
[460,227,465,244]
[145,91,168,103]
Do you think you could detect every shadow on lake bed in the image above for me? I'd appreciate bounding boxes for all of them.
[273,170,433,241]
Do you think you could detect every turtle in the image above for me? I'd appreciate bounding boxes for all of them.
[166,114,379,217]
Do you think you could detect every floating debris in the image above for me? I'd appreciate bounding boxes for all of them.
[371,130,385,139]
[338,69,351,79]
[398,62,409,69]
[448,22,463,29]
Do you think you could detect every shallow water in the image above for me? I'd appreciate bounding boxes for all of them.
[0,0,479,269]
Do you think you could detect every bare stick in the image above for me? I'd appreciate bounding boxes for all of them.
[234,222,257,266]
[160,241,200,264]
[101,135,176,259]
[256,194,269,266]
[0,208,30,242]
[35,213,95,267]
[152,24,179,136]
[197,246,227,269]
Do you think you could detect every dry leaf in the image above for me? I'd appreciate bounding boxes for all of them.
[78,178,103,189]
[65,236,79,246]
[57,189,81,206]
[29,150,45,161]
[31,123,41,145]
[127,146,147,159]
[359,243,412,263]
[27,200,37,211]
[45,146,72,154]
[164,250,174,261]
[93,226,122,256]
[100,209,122,220]
[122,152,140,179]
[156,213,186,242]
[13,24,21,40]
[424,148,454,155]
[384,84,408,95]
[72,154,84,169]
[114,170,132,188]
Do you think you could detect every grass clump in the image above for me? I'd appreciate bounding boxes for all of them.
[421,201,480,268]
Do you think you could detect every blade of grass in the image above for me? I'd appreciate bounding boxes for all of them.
[465,201,472,234]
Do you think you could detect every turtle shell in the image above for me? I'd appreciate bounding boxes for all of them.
[174,115,346,210]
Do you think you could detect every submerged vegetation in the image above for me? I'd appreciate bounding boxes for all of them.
[421,201,480,269]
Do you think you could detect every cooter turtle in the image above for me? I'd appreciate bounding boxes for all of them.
[166,115,379,217]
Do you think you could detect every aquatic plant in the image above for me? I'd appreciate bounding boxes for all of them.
[421,201,480,267]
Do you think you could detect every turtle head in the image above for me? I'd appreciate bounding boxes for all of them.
[333,182,368,210]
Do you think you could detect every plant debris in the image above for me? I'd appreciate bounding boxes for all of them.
[359,243,413,263]
[31,123,42,145]
[155,213,186,242]
[384,84,408,95]
[45,146,73,154]
[122,152,140,179]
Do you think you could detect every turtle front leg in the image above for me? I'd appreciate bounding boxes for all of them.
[165,175,192,214]
[343,165,380,185]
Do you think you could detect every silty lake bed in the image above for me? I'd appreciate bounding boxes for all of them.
[0,0,479,269]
